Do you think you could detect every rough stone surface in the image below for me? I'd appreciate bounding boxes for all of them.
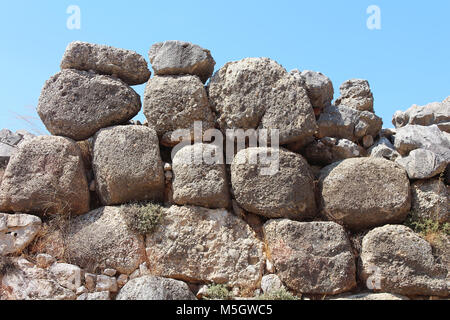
[411,178,449,223]
[77,291,110,300]
[260,274,284,294]
[149,41,215,83]
[92,126,165,205]
[394,125,450,158]
[64,206,146,275]
[49,263,82,291]
[145,205,264,290]
[0,143,15,164]
[60,41,151,85]
[319,158,411,230]
[36,254,55,269]
[37,69,141,141]
[116,276,196,300]
[396,149,447,180]
[263,220,356,295]
[0,136,90,216]
[0,213,41,255]
[360,225,448,296]
[335,79,374,113]
[317,105,382,142]
[1,258,76,300]
[393,97,450,131]
[332,293,409,300]
[303,137,364,166]
[143,75,215,146]
[231,147,316,220]
[172,144,230,209]
[296,70,334,109]
[96,275,118,293]
[368,137,401,161]
[208,58,317,146]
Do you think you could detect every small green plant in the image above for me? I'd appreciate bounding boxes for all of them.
[405,211,450,247]
[204,284,233,300]
[122,201,164,235]
[0,256,16,276]
[257,288,299,300]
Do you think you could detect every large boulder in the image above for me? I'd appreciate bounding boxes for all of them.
[0,136,90,216]
[318,158,411,230]
[92,126,165,206]
[396,149,447,180]
[60,41,151,85]
[64,206,147,275]
[231,147,316,220]
[149,41,215,83]
[37,69,141,141]
[143,75,215,146]
[393,125,450,158]
[145,205,264,290]
[208,58,317,146]
[263,220,356,295]
[116,276,196,300]
[0,213,41,255]
[1,258,76,300]
[360,225,448,296]
[411,178,449,223]
[303,137,365,166]
[393,97,450,132]
[317,105,382,142]
[172,144,230,209]
[294,70,334,109]
[335,79,374,113]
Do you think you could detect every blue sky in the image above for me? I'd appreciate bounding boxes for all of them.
[0,0,449,135]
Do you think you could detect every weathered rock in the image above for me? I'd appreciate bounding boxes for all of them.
[335,79,374,113]
[117,274,128,288]
[0,143,15,164]
[393,125,450,158]
[116,276,196,300]
[145,205,264,290]
[295,70,334,109]
[263,220,356,295]
[260,274,284,294]
[208,58,317,146]
[149,41,215,83]
[368,137,401,161]
[393,97,450,132]
[172,144,230,209]
[319,158,411,230]
[303,137,364,166]
[36,254,55,269]
[143,75,215,146]
[0,136,90,216]
[0,213,41,255]
[231,147,316,220]
[360,225,448,296]
[1,258,76,300]
[0,129,24,146]
[103,268,117,277]
[317,105,382,142]
[362,135,374,148]
[396,149,447,180]
[49,263,82,291]
[77,291,110,300]
[96,275,118,293]
[64,206,146,275]
[37,69,141,141]
[60,41,151,85]
[332,293,409,300]
[411,178,449,223]
[92,126,165,205]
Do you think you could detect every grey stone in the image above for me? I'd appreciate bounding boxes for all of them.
[60,41,151,85]
[335,79,374,113]
[149,41,215,83]
[368,137,401,161]
[0,136,90,216]
[261,274,284,294]
[116,276,196,300]
[360,225,448,296]
[231,147,316,220]
[172,143,230,209]
[319,158,411,230]
[296,70,334,109]
[263,220,356,295]
[303,137,364,166]
[396,149,447,180]
[0,213,41,255]
[92,126,165,205]
[37,69,141,141]
[332,293,409,300]
[77,291,110,300]
[411,178,449,223]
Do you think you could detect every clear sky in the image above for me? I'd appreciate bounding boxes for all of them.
[0,0,449,135]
